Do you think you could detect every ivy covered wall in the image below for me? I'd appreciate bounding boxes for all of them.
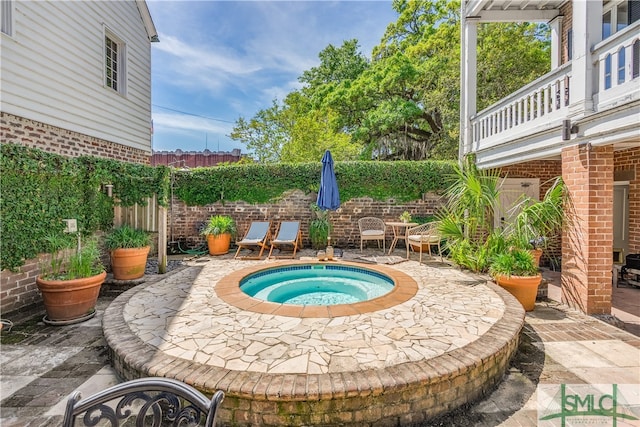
[0,144,168,272]
[1,144,455,271]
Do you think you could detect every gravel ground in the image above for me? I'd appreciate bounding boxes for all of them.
[144,258,184,275]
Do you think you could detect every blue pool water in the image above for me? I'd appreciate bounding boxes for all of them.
[240,264,394,305]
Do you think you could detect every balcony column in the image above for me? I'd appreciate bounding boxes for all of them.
[549,15,563,69]
[569,1,602,118]
[459,14,479,160]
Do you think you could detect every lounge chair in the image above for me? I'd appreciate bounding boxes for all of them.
[407,222,443,263]
[234,221,271,259]
[268,221,302,259]
[358,217,386,252]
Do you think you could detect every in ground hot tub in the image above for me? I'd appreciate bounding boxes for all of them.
[240,264,394,305]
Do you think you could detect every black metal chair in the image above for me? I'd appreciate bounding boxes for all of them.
[62,377,224,427]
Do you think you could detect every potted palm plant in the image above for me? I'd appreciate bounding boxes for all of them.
[437,156,503,273]
[104,225,152,280]
[309,204,331,249]
[489,246,541,311]
[36,234,106,323]
[201,215,236,255]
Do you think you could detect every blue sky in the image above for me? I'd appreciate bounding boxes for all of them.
[146,1,397,154]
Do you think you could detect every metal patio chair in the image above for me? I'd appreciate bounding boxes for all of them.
[62,377,225,427]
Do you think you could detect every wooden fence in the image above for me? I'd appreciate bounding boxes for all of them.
[113,195,159,232]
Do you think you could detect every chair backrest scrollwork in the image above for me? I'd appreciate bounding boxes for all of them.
[62,377,224,427]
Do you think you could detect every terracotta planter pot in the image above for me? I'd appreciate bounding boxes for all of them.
[36,271,106,321]
[410,242,430,252]
[494,274,542,312]
[110,246,150,280]
[530,249,543,267]
[207,233,231,255]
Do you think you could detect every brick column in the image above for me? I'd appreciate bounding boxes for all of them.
[561,144,614,314]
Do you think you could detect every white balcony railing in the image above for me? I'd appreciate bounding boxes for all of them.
[469,21,640,152]
[593,21,640,110]
[470,63,572,148]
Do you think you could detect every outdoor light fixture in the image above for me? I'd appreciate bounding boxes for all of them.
[562,119,579,141]
[103,184,114,197]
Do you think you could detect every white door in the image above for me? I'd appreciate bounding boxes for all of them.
[495,178,540,231]
[613,183,629,259]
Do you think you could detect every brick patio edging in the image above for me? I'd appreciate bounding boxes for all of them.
[104,271,525,426]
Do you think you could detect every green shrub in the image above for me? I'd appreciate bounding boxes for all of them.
[173,160,455,205]
[489,248,539,278]
[39,235,104,280]
[200,215,237,236]
[104,225,152,250]
[309,204,333,249]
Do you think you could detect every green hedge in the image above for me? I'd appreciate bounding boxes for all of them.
[174,160,455,205]
[1,144,454,271]
[0,144,169,271]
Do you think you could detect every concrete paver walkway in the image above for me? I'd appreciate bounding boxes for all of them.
[1,249,639,426]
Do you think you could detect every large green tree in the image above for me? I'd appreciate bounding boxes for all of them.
[231,41,366,162]
[229,100,288,163]
[230,0,550,162]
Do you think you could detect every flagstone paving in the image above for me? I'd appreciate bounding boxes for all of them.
[1,249,638,426]
[120,258,506,375]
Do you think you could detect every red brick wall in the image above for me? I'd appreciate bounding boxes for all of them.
[614,147,640,254]
[1,112,151,164]
[169,190,445,250]
[560,1,573,65]
[561,144,614,314]
[152,150,242,168]
[0,256,43,315]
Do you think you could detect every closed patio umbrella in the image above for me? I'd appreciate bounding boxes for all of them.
[316,150,340,211]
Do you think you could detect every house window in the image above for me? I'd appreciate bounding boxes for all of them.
[603,0,631,39]
[605,54,612,89]
[567,29,573,61]
[633,39,639,78]
[617,47,626,84]
[105,29,126,94]
[1,0,13,36]
[617,1,629,31]
[603,10,612,39]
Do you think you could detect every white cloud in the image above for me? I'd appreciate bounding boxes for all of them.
[153,111,233,135]
[261,79,303,104]
[146,0,396,151]
[155,34,261,76]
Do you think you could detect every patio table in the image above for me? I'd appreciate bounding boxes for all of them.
[385,221,417,258]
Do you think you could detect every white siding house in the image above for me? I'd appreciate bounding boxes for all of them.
[0,0,158,160]
[460,0,639,315]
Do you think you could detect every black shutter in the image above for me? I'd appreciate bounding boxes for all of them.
[630,0,640,24]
